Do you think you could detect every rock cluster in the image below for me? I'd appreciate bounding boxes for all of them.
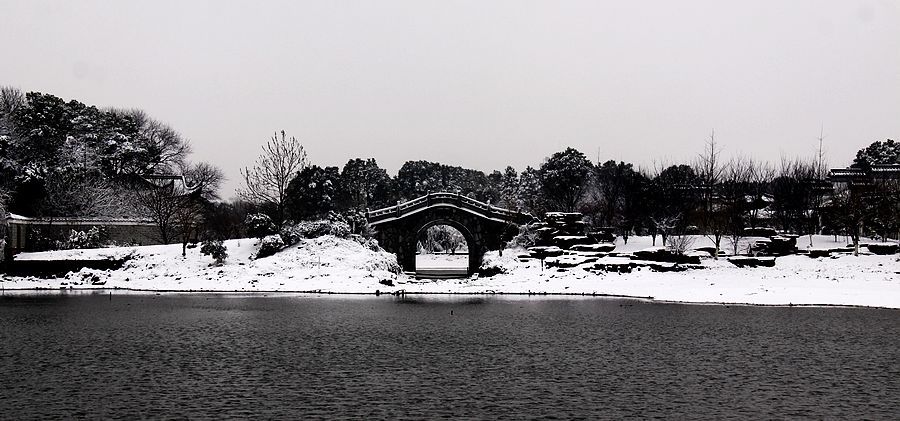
[863,243,899,255]
[518,212,700,273]
[750,235,798,256]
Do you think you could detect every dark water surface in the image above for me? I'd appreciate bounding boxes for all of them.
[1,292,898,419]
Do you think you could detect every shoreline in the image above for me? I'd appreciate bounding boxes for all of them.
[2,286,898,310]
[3,235,898,309]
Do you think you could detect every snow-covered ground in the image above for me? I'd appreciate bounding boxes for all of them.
[4,236,400,293]
[416,253,468,268]
[2,235,898,308]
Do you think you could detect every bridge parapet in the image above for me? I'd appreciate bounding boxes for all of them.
[367,192,529,225]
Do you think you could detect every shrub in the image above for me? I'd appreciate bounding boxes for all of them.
[510,224,540,248]
[667,234,696,256]
[350,234,381,252]
[339,210,375,237]
[60,226,108,250]
[256,234,285,259]
[245,213,277,238]
[200,240,228,265]
[281,219,351,245]
[478,253,506,277]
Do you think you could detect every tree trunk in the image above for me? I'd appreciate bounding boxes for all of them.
[714,236,721,260]
[0,218,8,272]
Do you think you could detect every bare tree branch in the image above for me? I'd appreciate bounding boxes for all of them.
[238,130,308,226]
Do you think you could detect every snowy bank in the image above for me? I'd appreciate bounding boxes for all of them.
[2,235,899,309]
[3,236,400,293]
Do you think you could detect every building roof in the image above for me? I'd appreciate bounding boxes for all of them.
[141,174,199,196]
[829,164,900,182]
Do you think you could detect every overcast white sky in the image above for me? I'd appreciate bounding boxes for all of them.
[2,0,898,197]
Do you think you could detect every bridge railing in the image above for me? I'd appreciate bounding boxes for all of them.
[367,192,527,224]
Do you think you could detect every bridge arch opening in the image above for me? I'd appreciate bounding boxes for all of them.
[415,222,472,278]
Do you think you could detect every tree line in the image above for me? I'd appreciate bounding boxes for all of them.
[244,132,898,257]
[2,88,897,254]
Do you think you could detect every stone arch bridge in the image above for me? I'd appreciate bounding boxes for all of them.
[367,192,533,275]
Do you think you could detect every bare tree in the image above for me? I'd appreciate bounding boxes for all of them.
[130,110,192,174]
[239,131,308,227]
[40,176,129,218]
[829,184,869,256]
[695,131,726,259]
[182,161,225,201]
[807,128,830,246]
[137,177,198,245]
[651,214,680,247]
[721,156,754,255]
[667,233,696,256]
[174,195,203,256]
[747,160,774,229]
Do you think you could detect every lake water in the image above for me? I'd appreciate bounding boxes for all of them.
[1,292,898,419]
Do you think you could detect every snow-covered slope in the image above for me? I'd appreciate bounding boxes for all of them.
[4,236,400,292]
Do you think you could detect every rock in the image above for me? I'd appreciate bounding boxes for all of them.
[545,255,598,268]
[727,256,776,268]
[552,235,595,249]
[752,235,797,256]
[867,243,899,255]
[632,247,701,264]
[586,228,616,243]
[528,246,565,259]
[806,249,832,258]
[570,243,616,253]
[744,227,778,237]
[568,251,608,258]
[544,212,584,223]
[694,246,725,257]
[588,257,693,273]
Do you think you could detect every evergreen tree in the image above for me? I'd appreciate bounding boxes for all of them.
[539,147,593,212]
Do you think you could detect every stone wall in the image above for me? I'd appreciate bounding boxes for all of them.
[6,217,163,253]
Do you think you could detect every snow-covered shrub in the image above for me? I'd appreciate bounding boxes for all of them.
[200,240,228,265]
[340,210,375,237]
[667,234,696,256]
[245,213,277,238]
[60,226,108,250]
[350,234,381,252]
[256,234,285,259]
[281,219,351,245]
[510,224,540,248]
[478,252,507,277]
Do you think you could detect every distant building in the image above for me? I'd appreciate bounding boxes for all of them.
[3,174,199,254]
[829,164,900,190]
[5,214,159,254]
